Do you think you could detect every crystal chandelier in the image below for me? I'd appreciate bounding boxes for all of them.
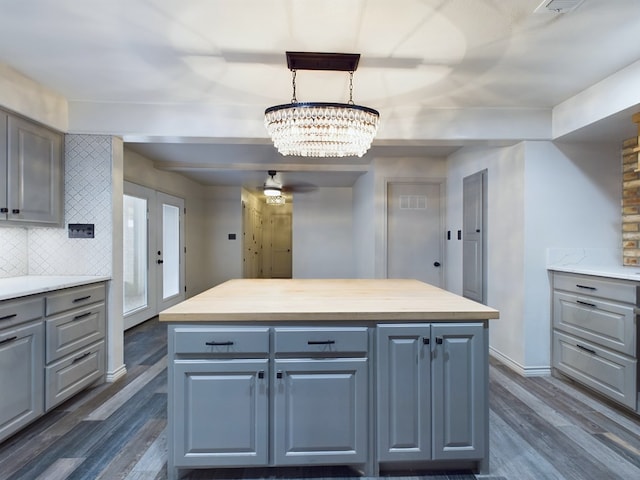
[265,52,380,158]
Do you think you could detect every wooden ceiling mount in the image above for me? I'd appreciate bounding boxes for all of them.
[285,52,360,72]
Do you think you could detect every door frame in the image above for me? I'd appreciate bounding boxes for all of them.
[383,178,446,286]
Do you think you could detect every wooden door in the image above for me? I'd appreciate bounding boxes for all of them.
[387,182,444,286]
[270,212,292,278]
[463,171,486,303]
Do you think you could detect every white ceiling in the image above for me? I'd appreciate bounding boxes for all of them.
[0,0,639,188]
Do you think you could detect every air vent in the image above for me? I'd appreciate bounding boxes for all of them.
[534,0,585,13]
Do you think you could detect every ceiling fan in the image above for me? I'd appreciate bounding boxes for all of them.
[261,170,318,197]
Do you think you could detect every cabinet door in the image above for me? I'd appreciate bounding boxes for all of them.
[432,323,486,460]
[172,359,269,467]
[273,358,368,465]
[6,115,63,225]
[0,320,44,444]
[377,324,431,462]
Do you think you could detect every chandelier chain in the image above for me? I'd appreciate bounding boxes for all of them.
[291,69,297,103]
[348,71,354,105]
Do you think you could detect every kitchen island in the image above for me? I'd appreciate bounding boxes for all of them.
[160,279,499,480]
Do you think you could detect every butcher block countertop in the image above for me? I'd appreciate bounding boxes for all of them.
[159,278,499,322]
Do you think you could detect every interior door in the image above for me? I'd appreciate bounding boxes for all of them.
[270,212,292,278]
[462,171,486,303]
[123,182,185,329]
[386,181,444,286]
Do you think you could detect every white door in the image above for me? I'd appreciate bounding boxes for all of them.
[386,181,444,286]
[123,182,185,329]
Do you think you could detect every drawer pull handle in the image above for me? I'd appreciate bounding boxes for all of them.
[0,313,17,321]
[423,337,430,345]
[74,312,92,321]
[73,295,91,303]
[576,300,597,308]
[276,371,283,379]
[307,340,335,345]
[576,344,597,355]
[205,341,234,346]
[73,351,92,363]
[435,336,443,344]
[11,209,20,214]
[258,371,265,379]
[0,207,7,213]
[0,336,18,345]
[576,284,596,291]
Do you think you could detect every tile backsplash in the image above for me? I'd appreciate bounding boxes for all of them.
[0,228,28,277]
[0,134,114,278]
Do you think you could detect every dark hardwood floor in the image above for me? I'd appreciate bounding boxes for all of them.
[1,317,639,480]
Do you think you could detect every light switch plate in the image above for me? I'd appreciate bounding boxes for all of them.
[68,223,95,238]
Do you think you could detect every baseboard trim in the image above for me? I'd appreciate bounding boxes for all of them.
[489,347,551,377]
[106,364,127,383]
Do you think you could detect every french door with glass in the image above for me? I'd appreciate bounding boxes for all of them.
[123,182,185,330]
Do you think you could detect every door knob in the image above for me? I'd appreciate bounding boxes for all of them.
[434,261,441,267]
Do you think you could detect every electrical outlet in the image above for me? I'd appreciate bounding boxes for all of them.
[68,223,95,238]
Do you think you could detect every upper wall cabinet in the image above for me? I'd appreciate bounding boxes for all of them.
[0,111,63,227]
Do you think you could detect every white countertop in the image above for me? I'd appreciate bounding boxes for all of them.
[547,265,640,281]
[0,275,111,301]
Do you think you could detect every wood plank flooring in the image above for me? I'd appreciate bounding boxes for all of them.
[1,317,639,479]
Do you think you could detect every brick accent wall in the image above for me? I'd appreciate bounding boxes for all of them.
[623,135,640,265]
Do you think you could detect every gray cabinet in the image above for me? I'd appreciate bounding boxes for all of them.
[272,326,369,466]
[552,271,638,411]
[1,111,63,226]
[44,283,107,410]
[431,322,486,460]
[377,323,486,464]
[167,321,488,479]
[0,281,106,444]
[0,297,44,444]
[169,327,270,471]
[377,324,431,462]
[173,359,269,467]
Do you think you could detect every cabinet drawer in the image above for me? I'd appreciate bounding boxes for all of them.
[553,331,637,410]
[45,340,105,411]
[173,326,270,355]
[553,292,635,356]
[45,283,106,316]
[274,327,368,355]
[45,304,105,363]
[0,296,43,328]
[553,272,637,304]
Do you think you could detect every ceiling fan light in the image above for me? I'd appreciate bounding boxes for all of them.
[264,185,281,197]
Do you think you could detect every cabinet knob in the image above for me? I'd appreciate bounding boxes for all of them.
[0,208,7,213]
[422,337,430,345]
[258,371,265,379]
[276,371,283,379]
[11,209,19,214]
[435,337,443,344]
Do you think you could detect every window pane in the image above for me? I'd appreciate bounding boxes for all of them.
[163,203,180,299]
[123,195,148,315]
